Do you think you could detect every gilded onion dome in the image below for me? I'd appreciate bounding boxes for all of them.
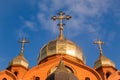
[9,53,29,69]
[94,53,115,69]
[38,36,86,64]
[94,39,115,69]
[9,38,29,69]
[37,11,86,64]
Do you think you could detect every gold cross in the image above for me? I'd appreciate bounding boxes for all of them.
[94,38,105,54]
[51,11,72,27]
[51,11,72,39]
[18,38,29,53]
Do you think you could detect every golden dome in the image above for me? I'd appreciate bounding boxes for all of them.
[37,37,86,64]
[37,11,86,64]
[94,53,115,69]
[9,38,29,69]
[94,39,115,69]
[9,53,29,69]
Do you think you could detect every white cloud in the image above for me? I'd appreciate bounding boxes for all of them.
[17,29,29,38]
[24,21,38,32]
[17,16,39,38]
[37,0,111,39]
[111,0,120,25]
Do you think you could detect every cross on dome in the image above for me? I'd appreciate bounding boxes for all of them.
[18,38,29,53]
[94,38,105,54]
[51,11,72,39]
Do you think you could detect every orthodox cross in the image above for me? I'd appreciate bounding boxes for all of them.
[18,38,29,53]
[51,11,72,39]
[94,38,105,54]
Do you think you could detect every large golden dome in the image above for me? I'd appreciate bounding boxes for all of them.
[37,11,86,64]
[37,36,86,64]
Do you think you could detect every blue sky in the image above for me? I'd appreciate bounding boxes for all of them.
[0,0,120,70]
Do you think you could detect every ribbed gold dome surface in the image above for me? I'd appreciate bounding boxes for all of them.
[37,11,85,64]
[9,53,29,69]
[37,37,86,64]
[9,38,29,69]
[94,53,115,69]
[94,39,115,69]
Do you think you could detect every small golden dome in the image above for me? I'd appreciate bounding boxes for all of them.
[9,53,29,69]
[94,53,115,69]
[9,38,29,69]
[94,39,115,69]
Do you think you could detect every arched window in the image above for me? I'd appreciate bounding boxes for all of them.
[106,72,111,78]
[65,66,74,73]
[49,65,74,74]
[2,78,7,80]
[85,77,90,80]
[14,71,18,76]
[35,76,40,80]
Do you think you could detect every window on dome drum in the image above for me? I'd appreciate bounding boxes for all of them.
[106,72,111,78]
[85,77,90,80]
[14,71,18,76]
[2,78,7,80]
[35,77,40,80]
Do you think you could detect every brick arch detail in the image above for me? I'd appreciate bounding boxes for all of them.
[108,71,120,80]
[0,70,17,80]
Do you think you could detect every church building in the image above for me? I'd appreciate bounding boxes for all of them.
[0,11,120,80]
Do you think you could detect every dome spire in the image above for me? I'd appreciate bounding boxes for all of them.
[8,38,29,69]
[93,38,105,55]
[51,11,72,40]
[94,38,115,69]
[38,11,85,64]
[18,37,29,54]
